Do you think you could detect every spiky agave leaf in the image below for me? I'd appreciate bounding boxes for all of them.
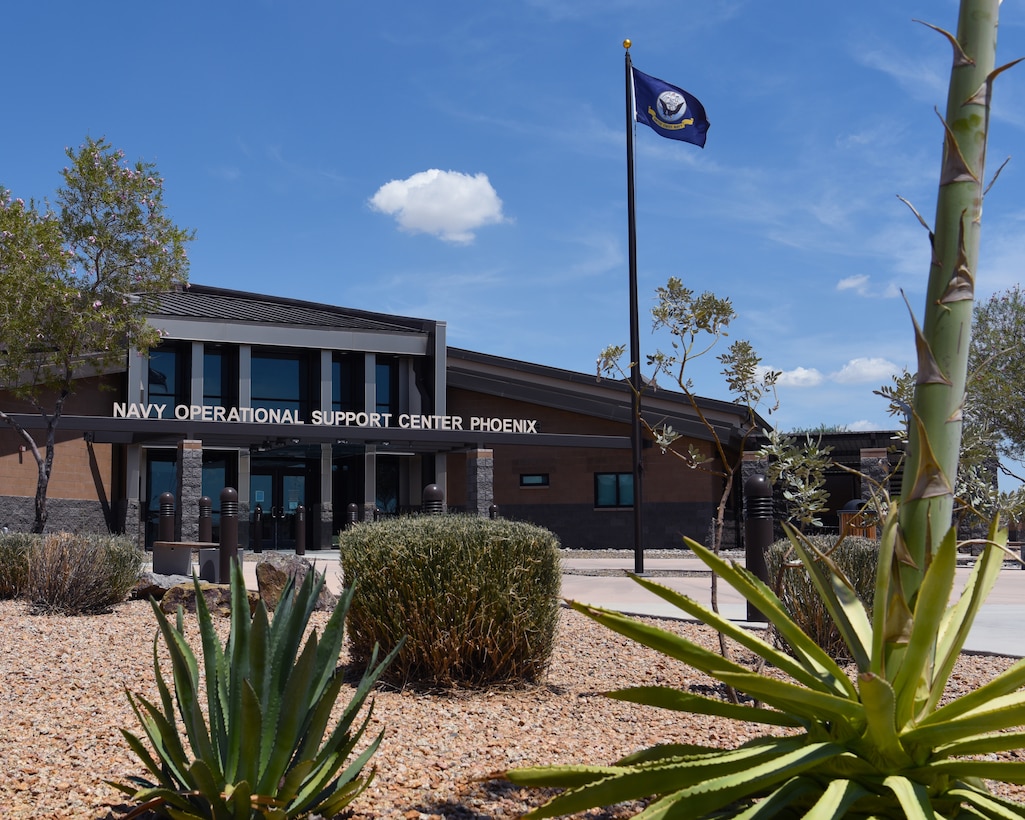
[114,560,397,819]
[507,512,1025,817]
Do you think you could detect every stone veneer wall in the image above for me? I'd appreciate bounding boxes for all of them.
[466,449,494,516]
[175,440,204,542]
[0,496,127,535]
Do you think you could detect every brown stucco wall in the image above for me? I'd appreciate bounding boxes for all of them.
[446,387,728,549]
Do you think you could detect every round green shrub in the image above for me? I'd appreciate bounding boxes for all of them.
[766,533,878,661]
[25,532,143,615]
[339,514,562,688]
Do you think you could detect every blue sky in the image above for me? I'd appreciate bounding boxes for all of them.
[4,1,1024,437]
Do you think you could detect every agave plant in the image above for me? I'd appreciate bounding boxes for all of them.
[508,509,1025,817]
[508,1,1025,815]
[110,561,398,819]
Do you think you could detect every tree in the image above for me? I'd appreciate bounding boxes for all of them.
[0,137,193,532]
[756,428,833,532]
[968,285,1025,477]
[598,279,779,654]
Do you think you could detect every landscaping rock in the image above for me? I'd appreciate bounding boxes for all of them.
[255,553,338,611]
[132,570,194,601]
[159,581,260,618]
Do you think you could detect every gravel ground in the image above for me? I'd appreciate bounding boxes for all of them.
[2,597,1024,819]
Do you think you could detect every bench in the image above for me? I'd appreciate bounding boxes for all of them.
[151,540,219,576]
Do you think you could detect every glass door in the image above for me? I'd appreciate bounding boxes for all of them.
[250,462,306,550]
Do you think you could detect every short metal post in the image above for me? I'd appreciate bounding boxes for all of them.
[252,504,263,553]
[422,484,444,515]
[219,487,239,584]
[295,505,306,555]
[346,502,360,529]
[158,492,176,542]
[198,496,213,543]
[489,503,500,519]
[744,474,773,622]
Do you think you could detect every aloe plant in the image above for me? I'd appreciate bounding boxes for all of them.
[110,562,399,819]
[507,2,1025,816]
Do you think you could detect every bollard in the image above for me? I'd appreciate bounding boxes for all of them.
[422,484,444,515]
[346,502,360,529]
[295,505,306,555]
[219,487,239,584]
[744,474,773,622]
[489,503,500,520]
[158,492,176,543]
[252,504,263,553]
[198,496,213,543]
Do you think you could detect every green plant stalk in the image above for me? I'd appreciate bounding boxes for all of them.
[899,0,1000,589]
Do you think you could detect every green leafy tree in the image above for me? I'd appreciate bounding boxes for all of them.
[968,285,1025,478]
[756,428,834,532]
[0,137,193,532]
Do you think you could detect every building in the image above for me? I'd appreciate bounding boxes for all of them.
[1,284,805,551]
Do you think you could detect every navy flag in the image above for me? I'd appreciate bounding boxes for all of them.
[631,66,709,147]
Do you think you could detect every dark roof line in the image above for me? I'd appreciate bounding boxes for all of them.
[447,346,770,427]
[146,283,437,334]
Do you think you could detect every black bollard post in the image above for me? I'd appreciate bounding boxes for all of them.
[422,484,444,515]
[252,504,263,554]
[219,487,239,584]
[346,502,359,529]
[744,474,773,622]
[489,503,500,520]
[198,496,213,543]
[295,505,306,555]
[158,492,176,543]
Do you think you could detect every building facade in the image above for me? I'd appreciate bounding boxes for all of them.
[1,285,775,550]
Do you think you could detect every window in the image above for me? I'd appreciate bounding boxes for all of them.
[333,353,363,413]
[203,345,237,408]
[376,356,399,417]
[201,450,238,541]
[148,344,189,405]
[251,350,311,417]
[594,472,634,508]
[519,474,550,488]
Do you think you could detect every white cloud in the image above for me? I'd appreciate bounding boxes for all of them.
[830,357,899,384]
[837,274,870,295]
[847,418,883,432]
[368,169,508,244]
[775,366,824,388]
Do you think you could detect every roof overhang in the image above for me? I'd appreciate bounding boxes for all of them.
[9,414,630,454]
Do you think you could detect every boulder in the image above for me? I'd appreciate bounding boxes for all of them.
[159,581,260,618]
[255,553,338,611]
[133,570,195,601]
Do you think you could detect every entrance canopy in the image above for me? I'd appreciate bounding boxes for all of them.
[11,413,631,455]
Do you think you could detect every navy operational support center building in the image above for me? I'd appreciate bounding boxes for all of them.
[0,284,899,551]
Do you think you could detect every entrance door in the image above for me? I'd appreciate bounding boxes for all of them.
[250,462,306,551]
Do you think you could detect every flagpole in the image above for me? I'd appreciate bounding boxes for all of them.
[624,40,644,576]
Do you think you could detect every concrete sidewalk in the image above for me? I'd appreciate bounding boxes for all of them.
[559,555,1025,658]
[197,550,1025,659]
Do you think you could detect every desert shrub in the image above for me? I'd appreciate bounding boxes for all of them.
[0,532,34,599]
[767,533,878,660]
[339,514,562,687]
[24,532,143,614]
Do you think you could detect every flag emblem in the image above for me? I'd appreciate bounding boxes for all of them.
[631,66,709,147]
